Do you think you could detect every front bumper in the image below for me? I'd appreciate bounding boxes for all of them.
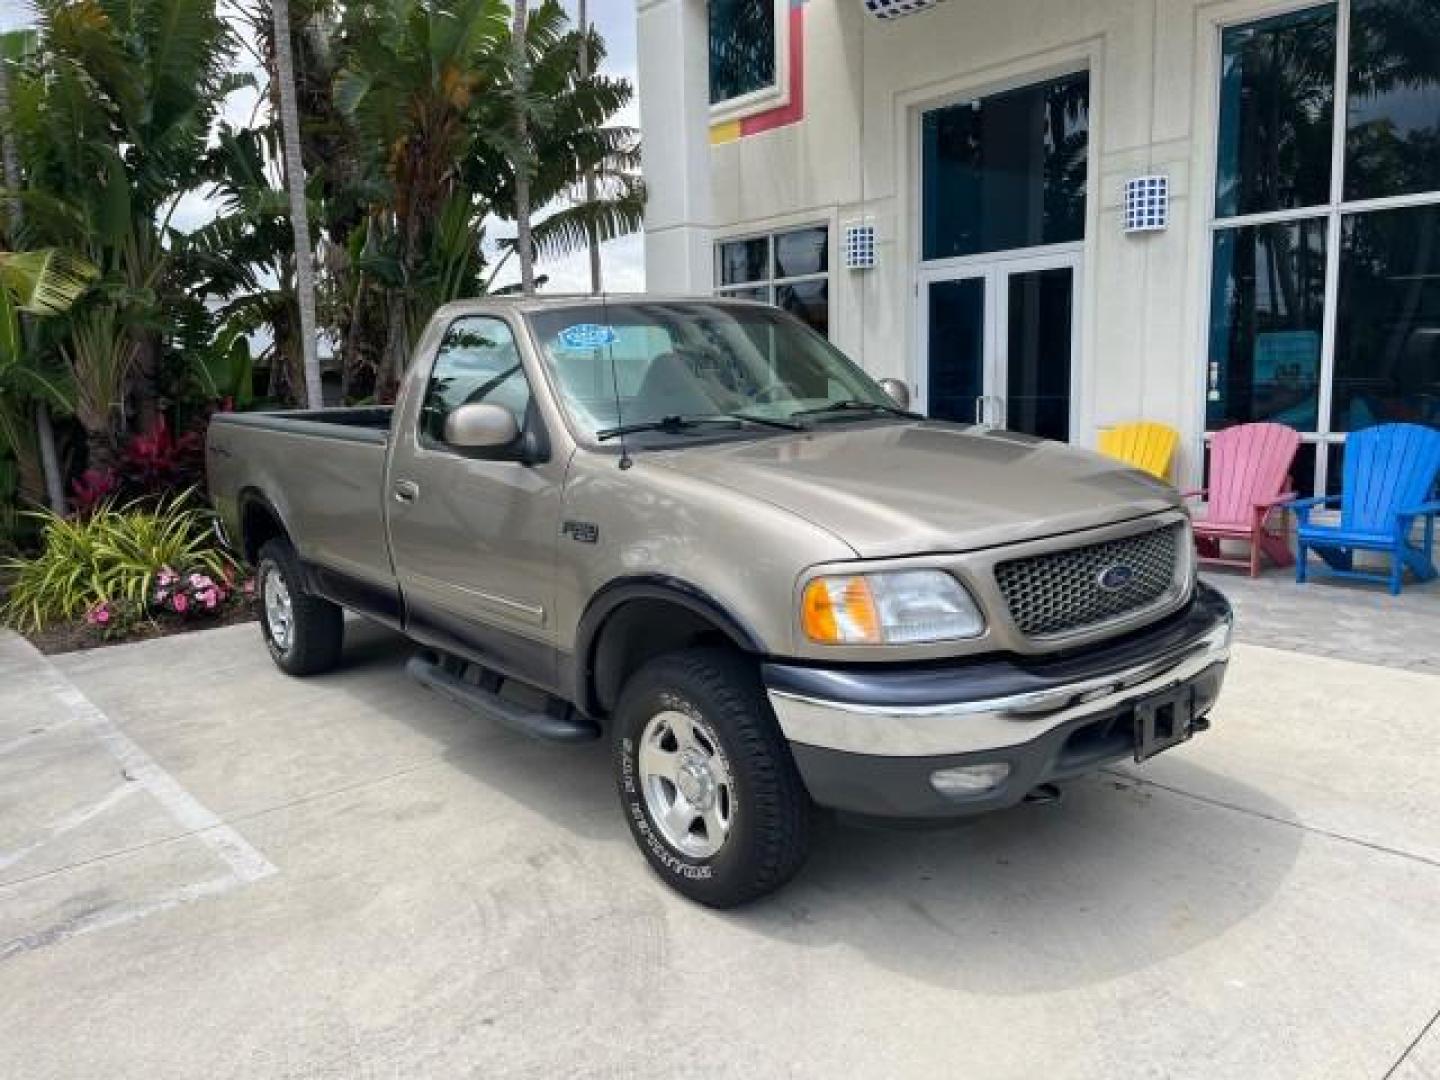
[764,584,1232,819]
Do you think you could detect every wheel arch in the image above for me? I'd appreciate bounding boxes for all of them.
[576,577,768,719]
[237,488,293,566]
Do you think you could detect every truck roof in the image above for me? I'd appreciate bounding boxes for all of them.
[431,293,771,319]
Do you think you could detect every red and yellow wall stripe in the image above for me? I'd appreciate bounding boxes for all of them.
[710,0,806,145]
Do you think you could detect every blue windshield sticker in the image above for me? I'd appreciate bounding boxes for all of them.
[557,323,617,350]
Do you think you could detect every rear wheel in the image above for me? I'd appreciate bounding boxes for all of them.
[614,648,813,907]
[256,538,344,677]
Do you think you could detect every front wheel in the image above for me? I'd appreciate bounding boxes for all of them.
[614,649,813,907]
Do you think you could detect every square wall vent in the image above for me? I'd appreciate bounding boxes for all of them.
[844,223,877,270]
[862,0,948,19]
[1125,175,1169,233]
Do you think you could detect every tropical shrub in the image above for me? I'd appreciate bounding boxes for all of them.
[0,493,238,632]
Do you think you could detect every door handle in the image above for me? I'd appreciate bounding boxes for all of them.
[974,395,987,425]
[393,479,420,504]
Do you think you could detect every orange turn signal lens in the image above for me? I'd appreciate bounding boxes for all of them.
[801,576,881,644]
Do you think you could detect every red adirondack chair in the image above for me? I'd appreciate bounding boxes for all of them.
[1184,422,1301,577]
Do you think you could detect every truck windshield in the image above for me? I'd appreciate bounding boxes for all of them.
[526,302,904,441]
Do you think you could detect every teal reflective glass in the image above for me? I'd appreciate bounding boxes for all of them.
[709,0,776,105]
[718,237,768,285]
[1207,220,1328,431]
[774,227,827,278]
[921,72,1089,260]
[1345,0,1440,200]
[1332,205,1440,431]
[1215,5,1336,218]
[776,279,828,338]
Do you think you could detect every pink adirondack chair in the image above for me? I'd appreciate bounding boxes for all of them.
[1184,422,1301,577]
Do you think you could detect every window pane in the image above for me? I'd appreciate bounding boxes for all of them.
[1207,219,1328,431]
[718,286,769,302]
[921,72,1089,260]
[709,0,776,105]
[1332,205,1440,430]
[719,238,768,285]
[1345,0,1440,200]
[776,279,828,338]
[775,227,827,278]
[1215,6,1336,218]
[422,318,529,444]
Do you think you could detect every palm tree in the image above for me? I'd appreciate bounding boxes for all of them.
[0,45,67,512]
[269,0,325,409]
[578,0,600,293]
[511,0,536,294]
[471,2,644,278]
[0,247,94,497]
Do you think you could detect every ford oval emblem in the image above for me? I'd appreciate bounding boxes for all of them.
[1097,563,1136,591]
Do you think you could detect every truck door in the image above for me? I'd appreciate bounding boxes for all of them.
[386,313,562,691]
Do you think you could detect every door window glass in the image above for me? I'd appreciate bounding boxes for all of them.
[1006,268,1073,442]
[1215,5,1337,218]
[921,71,1089,260]
[1345,0,1440,201]
[926,278,986,423]
[421,317,530,446]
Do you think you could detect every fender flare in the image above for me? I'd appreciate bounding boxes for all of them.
[572,575,769,712]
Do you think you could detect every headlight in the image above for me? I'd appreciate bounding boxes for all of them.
[801,570,986,645]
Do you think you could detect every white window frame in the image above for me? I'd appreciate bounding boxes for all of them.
[708,0,791,125]
[713,224,831,337]
[1203,0,1440,497]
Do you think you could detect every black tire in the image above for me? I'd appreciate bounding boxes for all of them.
[256,538,344,677]
[614,648,813,908]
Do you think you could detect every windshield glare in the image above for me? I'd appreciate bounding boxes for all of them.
[526,302,898,440]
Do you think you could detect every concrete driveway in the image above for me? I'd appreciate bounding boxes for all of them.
[1,616,1438,1079]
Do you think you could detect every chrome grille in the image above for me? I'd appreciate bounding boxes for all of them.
[994,522,1184,638]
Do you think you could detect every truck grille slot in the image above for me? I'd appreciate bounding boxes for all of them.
[994,522,1184,638]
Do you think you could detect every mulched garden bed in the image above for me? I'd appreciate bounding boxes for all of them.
[21,601,259,655]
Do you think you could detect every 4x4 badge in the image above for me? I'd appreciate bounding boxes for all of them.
[562,520,599,544]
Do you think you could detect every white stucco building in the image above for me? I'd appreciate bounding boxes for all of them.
[635,0,1440,492]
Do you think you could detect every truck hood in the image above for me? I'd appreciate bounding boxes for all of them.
[648,421,1180,558]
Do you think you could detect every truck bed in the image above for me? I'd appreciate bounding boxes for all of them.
[207,408,399,607]
[212,406,394,443]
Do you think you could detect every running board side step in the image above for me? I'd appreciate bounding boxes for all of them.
[406,652,600,743]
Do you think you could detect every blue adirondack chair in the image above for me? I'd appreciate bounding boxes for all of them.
[1289,423,1440,595]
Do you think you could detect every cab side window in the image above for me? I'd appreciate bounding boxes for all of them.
[420,316,532,446]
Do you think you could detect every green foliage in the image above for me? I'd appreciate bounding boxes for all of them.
[1,492,238,631]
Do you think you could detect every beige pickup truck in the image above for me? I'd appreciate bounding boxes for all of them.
[207,295,1232,907]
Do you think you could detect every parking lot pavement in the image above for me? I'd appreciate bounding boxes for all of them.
[1,620,1438,1080]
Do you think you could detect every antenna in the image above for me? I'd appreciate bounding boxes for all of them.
[604,293,632,469]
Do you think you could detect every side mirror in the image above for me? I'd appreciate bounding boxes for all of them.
[878,378,911,411]
[444,402,520,451]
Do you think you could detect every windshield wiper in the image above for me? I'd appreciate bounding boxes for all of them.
[788,399,921,420]
[595,413,803,441]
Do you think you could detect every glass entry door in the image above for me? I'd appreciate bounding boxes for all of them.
[919,252,1079,442]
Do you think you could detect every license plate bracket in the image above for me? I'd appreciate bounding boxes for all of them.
[1132,684,1196,763]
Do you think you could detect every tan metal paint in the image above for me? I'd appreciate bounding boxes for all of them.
[210,296,1193,670]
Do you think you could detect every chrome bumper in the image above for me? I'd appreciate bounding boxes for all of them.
[767,621,1232,759]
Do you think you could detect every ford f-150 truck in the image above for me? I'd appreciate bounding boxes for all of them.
[208,295,1232,907]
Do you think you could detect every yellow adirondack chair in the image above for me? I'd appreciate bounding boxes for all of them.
[1098,421,1179,481]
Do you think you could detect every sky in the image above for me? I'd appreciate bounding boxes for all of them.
[0,0,647,291]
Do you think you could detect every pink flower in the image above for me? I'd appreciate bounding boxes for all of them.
[95,608,111,625]
[201,590,218,609]
[157,568,178,587]
[173,593,189,614]
[242,578,256,596]
[85,602,112,626]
